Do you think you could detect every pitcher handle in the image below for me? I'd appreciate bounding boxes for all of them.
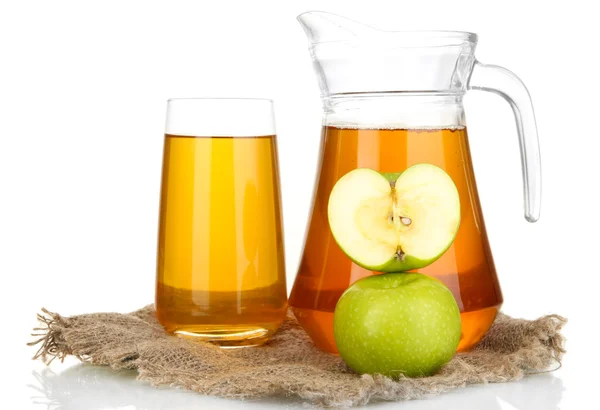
[468,61,541,222]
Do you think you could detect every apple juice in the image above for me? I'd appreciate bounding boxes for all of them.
[156,134,287,346]
[290,126,502,353]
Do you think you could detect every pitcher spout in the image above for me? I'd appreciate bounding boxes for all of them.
[297,11,477,96]
[297,11,378,45]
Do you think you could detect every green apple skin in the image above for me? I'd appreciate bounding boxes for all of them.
[382,171,402,184]
[334,273,461,378]
[342,251,432,274]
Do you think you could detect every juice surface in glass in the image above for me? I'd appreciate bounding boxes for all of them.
[289,126,502,354]
[156,134,288,347]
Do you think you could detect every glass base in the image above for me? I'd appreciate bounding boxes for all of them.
[171,325,274,348]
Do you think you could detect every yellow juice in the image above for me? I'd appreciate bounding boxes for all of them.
[156,134,287,346]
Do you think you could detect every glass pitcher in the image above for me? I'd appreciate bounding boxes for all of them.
[289,11,541,354]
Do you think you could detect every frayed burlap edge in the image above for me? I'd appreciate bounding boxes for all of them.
[29,307,566,407]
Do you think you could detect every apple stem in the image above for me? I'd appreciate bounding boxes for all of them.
[396,249,405,261]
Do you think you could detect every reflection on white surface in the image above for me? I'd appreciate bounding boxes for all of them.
[370,373,564,410]
[28,364,563,410]
[28,365,304,410]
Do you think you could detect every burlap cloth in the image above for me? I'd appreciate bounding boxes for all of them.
[29,306,566,407]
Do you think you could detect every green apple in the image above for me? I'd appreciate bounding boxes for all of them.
[327,164,460,272]
[334,273,461,378]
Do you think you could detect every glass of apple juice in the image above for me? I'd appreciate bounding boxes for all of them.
[155,98,288,348]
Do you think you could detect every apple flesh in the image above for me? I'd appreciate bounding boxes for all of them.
[333,273,461,378]
[327,164,460,272]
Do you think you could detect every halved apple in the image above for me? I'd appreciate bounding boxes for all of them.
[327,164,460,272]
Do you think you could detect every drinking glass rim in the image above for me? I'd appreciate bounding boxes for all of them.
[165,98,276,136]
[167,97,274,103]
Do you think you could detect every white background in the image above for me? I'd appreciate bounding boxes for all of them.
[0,0,597,408]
